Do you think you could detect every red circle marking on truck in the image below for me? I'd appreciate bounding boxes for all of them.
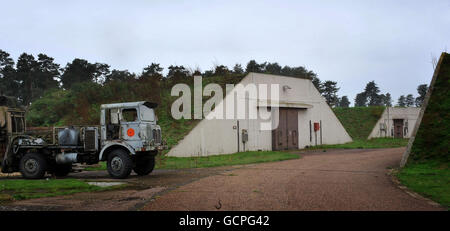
[127,128,135,137]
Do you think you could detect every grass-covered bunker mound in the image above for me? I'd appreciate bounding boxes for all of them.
[398,52,450,209]
[408,52,450,164]
[332,106,385,140]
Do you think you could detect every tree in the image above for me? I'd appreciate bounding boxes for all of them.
[355,93,367,107]
[142,63,163,81]
[321,80,340,107]
[1,51,60,105]
[15,53,38,105]
[310,75,323,93]
[191,67,202,76]
[233,64,244,74]
[364,81,382,106]
[105,69,136,83]
[32,54,61,100]
[397,95,406,107]
[0,50,18,97]
[60,58,96,89]
[405,94,415,107]
[214,65,230,76]
[382,93,392,107]
[354,81,388,107]
[415,84,428,107]
[245,60,264,73]
[203,70,214,77]
[339,96,350,107]
[265,62,282,75]
[93,63,110,84]
[281,66,311,79]
[167,65,189,80]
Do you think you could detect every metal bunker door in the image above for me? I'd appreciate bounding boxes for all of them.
[272,108,299,150]
[393,119,404,138]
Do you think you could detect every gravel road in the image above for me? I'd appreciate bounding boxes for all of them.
[0,148,444,211]
[142,148,444,211]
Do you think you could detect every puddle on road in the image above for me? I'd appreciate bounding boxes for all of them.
[87,182,126,187]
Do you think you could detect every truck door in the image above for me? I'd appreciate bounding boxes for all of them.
[104,108,121,140]
[121,108,141,141]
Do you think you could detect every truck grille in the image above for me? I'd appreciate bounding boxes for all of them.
[153,129,161,144]
[84,129,97,151]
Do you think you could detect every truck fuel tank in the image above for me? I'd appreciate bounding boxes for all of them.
[55,153,78,164]
[58,127,80,146]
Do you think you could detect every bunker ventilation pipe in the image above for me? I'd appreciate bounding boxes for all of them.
[237,120,240,152]
[55,153,78,164]
[320,120,323,145]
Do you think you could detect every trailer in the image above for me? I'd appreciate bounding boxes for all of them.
[1,101,163,179]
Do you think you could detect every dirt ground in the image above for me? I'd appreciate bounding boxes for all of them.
[0,148,445,211]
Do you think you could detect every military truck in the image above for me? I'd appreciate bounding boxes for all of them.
[1,101,163,179]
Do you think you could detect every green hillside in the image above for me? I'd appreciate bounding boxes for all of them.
[158,74,245,150]
[408,52,450,164]
[26,74,246,152]
[397,52,449,209]
[26,74,394,151]
[332,106,385,140]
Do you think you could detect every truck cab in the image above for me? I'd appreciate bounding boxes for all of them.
[101,101,161,154]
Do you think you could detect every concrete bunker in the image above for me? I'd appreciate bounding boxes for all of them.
[367,107,420,139]
[168,73,352,157]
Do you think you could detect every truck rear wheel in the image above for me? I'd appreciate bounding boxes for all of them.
[107,149,133,179]
[133,155,155,176]
[19,153,48,179]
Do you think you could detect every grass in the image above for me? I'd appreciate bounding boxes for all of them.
[333,106,385,140]
[86,138,407,172]
[157,74,245,153]
[86,150,300,171]
[408,53,450,163]
[156,150,299,169]
[396,160,450,209]
[307,138,409,150]
[0,178,122,202]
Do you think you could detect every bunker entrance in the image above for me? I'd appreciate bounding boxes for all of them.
[393,119,404,138]
[272,108,299,150]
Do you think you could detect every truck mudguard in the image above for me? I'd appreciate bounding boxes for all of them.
[99,142,136,161]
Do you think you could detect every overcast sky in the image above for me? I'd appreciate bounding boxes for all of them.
[1,0,449,105]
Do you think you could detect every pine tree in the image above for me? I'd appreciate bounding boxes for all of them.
[321,81,340,107]
[355,93,367,107]
[339,96,350,107]
[233,64,244,74]
[397,95,406,107]
[383,93,392,107]
[405,94,415,107]
[415,84,428,107]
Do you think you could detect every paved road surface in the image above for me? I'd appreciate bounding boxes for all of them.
[142,148,443,211]
[0,148,444,211]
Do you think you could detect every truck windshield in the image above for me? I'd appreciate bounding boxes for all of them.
[140,105,155,121]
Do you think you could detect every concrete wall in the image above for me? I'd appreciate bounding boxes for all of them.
[368,107,421,139]
[168,73,352,157]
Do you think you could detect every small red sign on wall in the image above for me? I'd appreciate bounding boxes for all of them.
[314,122,320,131]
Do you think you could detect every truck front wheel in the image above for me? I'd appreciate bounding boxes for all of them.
[133,154,155,176]
[19,153,48,179]
[107,149,133,179]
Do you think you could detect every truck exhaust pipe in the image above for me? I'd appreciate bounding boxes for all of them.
[55,153,78,164]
